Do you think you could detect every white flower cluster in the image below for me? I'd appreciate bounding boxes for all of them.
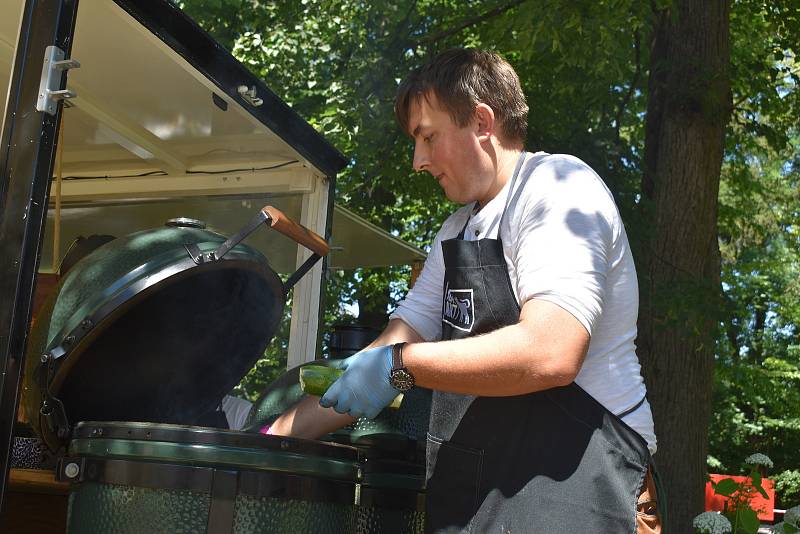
[692,511,732,534]
[745,453,774,469]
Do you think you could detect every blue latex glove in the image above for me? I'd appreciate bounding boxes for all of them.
[319,345,396,419]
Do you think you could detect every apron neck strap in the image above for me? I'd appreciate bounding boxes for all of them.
[498,151,528,230]
[456,203,480,239]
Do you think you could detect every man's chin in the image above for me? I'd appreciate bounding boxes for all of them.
[444,191,471,205]
[441,186,463,204]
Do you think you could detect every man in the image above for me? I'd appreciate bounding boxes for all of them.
[270,48,661,533]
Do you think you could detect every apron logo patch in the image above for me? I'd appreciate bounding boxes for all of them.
[442,288,475,332]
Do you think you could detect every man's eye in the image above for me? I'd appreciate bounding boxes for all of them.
[424,135,433,143]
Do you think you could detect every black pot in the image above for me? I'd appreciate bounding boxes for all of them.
[24,206,328,452]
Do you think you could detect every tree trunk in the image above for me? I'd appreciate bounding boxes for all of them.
[639,1,731,531]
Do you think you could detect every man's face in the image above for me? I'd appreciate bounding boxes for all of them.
[407,93,492,205]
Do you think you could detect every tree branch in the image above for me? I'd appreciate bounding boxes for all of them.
[731,65,800,111]
[417,0,527,45]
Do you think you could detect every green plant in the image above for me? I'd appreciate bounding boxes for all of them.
[774,471,800,508]
[702,454,773,534]
[772,505,800,533]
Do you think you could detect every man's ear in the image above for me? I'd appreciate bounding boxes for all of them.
[474,103,496,142]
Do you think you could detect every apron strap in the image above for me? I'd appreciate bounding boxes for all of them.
[498,151,529,228]
[456,151,530,240]
[498,152,549,233]
[615,394,646,420]
[456,208,476,240]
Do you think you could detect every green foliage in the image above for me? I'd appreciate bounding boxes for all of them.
[775,471,800,507]
[711,0,800,507]
[773,505,800,534]
[713,124,800,505]
[787,506,800,529]
[773,522,796,534]
[710,354,800,506]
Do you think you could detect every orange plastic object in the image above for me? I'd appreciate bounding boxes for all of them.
[705,474,775,521]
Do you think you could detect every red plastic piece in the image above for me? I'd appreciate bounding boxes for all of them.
[705,474,775,521]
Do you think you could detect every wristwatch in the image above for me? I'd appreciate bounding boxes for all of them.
[389,342,415,392]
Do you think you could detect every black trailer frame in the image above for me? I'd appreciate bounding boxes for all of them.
[0,0,346,509]
[0,0,80,509]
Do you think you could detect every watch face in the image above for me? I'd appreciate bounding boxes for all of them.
[390,368,415,392]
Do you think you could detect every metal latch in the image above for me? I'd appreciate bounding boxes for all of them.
[237,85,263,107]
[36,45,80,115]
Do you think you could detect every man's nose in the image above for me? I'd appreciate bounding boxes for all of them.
[413,144,430,172]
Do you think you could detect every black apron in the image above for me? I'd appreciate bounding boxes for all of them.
[425,153,652,533]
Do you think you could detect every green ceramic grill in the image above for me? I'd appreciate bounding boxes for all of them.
[24,205,328,453]
[24,204,426,533]
[59,422,361,534]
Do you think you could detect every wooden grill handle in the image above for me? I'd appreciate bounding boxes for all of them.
[262,206,329,257]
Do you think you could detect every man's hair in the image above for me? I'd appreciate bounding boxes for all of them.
[395,48,528,145]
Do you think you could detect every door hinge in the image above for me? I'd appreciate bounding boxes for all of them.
[36,45,80,115]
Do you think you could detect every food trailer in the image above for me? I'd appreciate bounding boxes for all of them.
[0,1,427,532]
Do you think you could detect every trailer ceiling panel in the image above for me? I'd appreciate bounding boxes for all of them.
[63,0,291,176]
[1,0,346,180]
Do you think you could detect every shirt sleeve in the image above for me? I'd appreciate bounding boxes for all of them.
[509,156,617,336]
[389,225,449,342]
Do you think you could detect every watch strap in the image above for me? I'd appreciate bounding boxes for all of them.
[391,342,407,371]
